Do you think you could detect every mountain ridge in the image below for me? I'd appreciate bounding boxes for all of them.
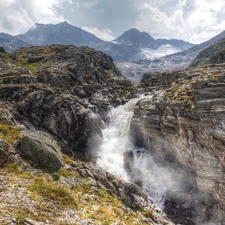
[0,21,194,63]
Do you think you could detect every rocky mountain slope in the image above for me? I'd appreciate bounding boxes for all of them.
[16,22,104,49]
[0,33,30,52]
[117,30,225,82]
[189,37,225,67]
[103,28,194,62]
[0,45,174,224]
[131,63,225,224]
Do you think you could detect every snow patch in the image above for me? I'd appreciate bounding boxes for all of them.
[140,44,180,60]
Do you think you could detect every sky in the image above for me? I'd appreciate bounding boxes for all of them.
[0,0,225,44]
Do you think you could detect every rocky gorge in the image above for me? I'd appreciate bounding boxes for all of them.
[0,45,173,224]
[0,41,225,225]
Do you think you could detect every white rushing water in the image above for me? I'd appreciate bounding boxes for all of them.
[96,95,168,208]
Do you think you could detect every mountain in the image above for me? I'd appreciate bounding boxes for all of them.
[189,37,225,67]
[16,21,105,48]
[113,28,156,48]
[117,29,225,82]
[103,28,194,62]
[0,32,30,52]
[143,29,225,71]
[7,22,193,63]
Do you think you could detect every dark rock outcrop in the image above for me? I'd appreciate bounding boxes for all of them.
[189,37,225,68]
[132,63,225,224]
[0,45,136,159]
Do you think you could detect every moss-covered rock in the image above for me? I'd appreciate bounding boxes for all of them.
[20,130,62,171]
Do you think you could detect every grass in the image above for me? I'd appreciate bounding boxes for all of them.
[13,61,40,73]
[0,156,155,225]
[140,210,154,219]
[31,176,77,207]
[0,122,20,145]
[51,167,78,181]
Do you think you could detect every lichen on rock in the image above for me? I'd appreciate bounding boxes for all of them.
[19,130,62,171]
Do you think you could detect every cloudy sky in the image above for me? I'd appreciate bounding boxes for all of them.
[0,0,225,44]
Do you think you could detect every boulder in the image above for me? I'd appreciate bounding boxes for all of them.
[19,130,62,171]
[0,139,9,167]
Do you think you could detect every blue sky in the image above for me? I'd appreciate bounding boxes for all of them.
[0,0,225,43]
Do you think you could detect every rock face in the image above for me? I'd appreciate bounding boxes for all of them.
[189,37,225,68]
[132,63,225,224]
[19,130,62,171]
[0,45,137,158]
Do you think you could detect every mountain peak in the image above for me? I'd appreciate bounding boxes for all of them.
[120,28,154,39]
[114,28,155,48]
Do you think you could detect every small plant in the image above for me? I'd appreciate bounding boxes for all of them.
[0,122,20,144]
[51,167,78,181]
[16,214,25,225]
[140,210,154,220]
[62,154,74,165]
[31,177,77,207]
[5,163,20,173]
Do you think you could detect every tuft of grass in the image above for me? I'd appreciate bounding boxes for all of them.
[0,122,20,145]
[16,215,26,225]
[51,167,78,181]
[13,61,40,73]
[5,163,20,173]
[30,177,77,207]
[62,154,74,165]
[5,163,33,179]
[140,210,154,220]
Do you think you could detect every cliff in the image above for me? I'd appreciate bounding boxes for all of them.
[132,63,225,224]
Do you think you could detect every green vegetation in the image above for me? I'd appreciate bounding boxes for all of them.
[51,167,78,181]
[13,61,40,73]
[140,210,154,219]
[0,122,20,144]
[31,176,77,207]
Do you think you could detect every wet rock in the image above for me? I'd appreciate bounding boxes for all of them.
[19,130,62,171]
[123,149,143,186]
[123,149,134,174]
[133,63,225,224]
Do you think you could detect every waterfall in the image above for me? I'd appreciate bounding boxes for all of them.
[96,95,167,209]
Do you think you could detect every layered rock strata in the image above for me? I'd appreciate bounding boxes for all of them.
[131,63,225,224]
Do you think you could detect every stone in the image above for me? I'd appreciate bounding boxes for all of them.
[19,130,62,171]
[0,139,9,167]
[0,148,8,167]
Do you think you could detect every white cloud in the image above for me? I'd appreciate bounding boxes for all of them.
[80,0,99,9]
[82,26,115,41]
[0,0,65,35]
[0,0,225,44]
[133,0,225,43]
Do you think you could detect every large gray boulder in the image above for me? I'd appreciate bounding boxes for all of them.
[20,130,62,171]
